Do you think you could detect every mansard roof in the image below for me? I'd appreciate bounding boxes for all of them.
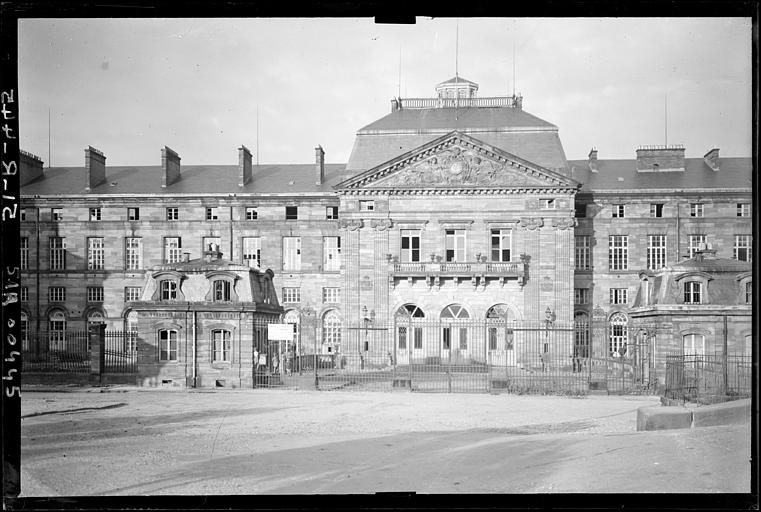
[349,107,567,173]
[569,157,752,193]
[336,131,579,192]
[20,163,348,196]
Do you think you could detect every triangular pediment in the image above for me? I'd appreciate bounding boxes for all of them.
[336,131,579,191]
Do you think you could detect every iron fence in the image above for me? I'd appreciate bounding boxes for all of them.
[21,330,138,374]
[664,354,752,404]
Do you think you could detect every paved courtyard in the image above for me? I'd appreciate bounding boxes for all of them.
[18,387,752,496]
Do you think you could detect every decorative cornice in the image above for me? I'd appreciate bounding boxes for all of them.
[337,187,579,196]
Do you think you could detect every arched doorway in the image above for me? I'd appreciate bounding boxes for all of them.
[48,309,67,351]
[395,304,425,365]
[283,310,300,373]
[486,304,516,366]
[609,312,628,357]
[440,304,470,363]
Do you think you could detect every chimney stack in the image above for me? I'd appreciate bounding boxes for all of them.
[84,146,106,192]
[588,148,598,173]
[315,145,325,185]
[703,147,720,171]
[19,150,44,186]
[635,145,685,172]
[161,146,181,188]
[238,145,253,187]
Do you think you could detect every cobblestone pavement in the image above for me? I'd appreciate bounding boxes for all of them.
[17,388,752,496]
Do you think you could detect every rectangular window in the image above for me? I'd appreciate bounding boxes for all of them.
[283,236,301,271]
[20,287,28,302]
[690,203,703,217]
[50,237,66,270]
[574,288,590,305]
[127,207,139,221]
[51,208,63,221]
[212,330,231,362]
[442,328,451,350]
[737,203,751,217]
[282,287,301,303]
[242,237,261,268]
[89,207,101,221]
[745,282,752,304]
[49,287,66,302]
[575,204,586,218]
[688,235,707,259]
[213,280,231,302]
[87,286,104,302]
[322,287,340,303]
[323,236,341,271]
[245,207,258,220]
[608,235,628,271]
[20,237,28,270]
[326,206,338,220]
[734,235,752,262]
[400,230,421,263]
[359,200,375,212]
[285,206,298,220]
[398,326,407,350]
[87,237,105,270]
[413,328,422,349]
[610,288,628,305]
[445,229,466,262]
[684,282,701,304]
[164,237,182,263]
[490,229,512,262]
[166,207,178,221]
[20,208,26,221]
[650,204,664,218]
[159,329,178,361]
[124,287,141,302]
[647,235,667,270]
[125,237,143,270]
[575,235,591,270]
[540,198,556,209]
[203,237,221,253]
[160,280,177,301]
[612,204,625,218]
[206,207,219,220]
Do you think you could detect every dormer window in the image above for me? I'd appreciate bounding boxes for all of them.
[213,280,231,302]
[160,280,177,301]
[684,281,702,304]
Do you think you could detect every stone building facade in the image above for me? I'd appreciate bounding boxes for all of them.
[18,75,753,385]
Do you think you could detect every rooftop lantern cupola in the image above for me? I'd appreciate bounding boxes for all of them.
[435,76,478,100]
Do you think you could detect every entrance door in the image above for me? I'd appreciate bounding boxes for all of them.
[486,304,516,367]
[395,304,425,365]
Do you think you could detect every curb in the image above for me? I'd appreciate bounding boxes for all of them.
[636,398,751,431]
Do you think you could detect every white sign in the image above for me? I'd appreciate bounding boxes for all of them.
[268,324,294,341]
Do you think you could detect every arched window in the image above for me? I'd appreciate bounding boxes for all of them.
[609,312,628,357]
[744,334,752,358]
[574,311,590,358]
[396,304,424,350]
[284,310,300,357]
[486,304,515,351]
[213,280,231,302]
[20,311,29,351]
[212,329,231,362]
[322,310,341,353]
[48,310,66,351]
[158,329,178,361]
[125,311,138,352]
[441,304,469,350]
[87,310,105,328]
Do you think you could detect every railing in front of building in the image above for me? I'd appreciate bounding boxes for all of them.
[21,330,138,374]
[664,354,751,404]
[391,261,524,275]
[399,96,518,109]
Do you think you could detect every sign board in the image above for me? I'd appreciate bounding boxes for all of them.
[268,324,294,341]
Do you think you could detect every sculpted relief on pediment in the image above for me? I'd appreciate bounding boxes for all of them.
[371,144,549,188]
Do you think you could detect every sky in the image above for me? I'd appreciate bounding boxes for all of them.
[18,17,752,167]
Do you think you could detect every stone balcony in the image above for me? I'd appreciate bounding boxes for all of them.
[387,255,529,290]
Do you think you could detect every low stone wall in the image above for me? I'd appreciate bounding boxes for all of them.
[636,398,751,431]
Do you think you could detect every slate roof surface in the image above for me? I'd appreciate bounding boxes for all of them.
[568,157,752,192]
[21,163,348,196]
[669,257,752,273]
